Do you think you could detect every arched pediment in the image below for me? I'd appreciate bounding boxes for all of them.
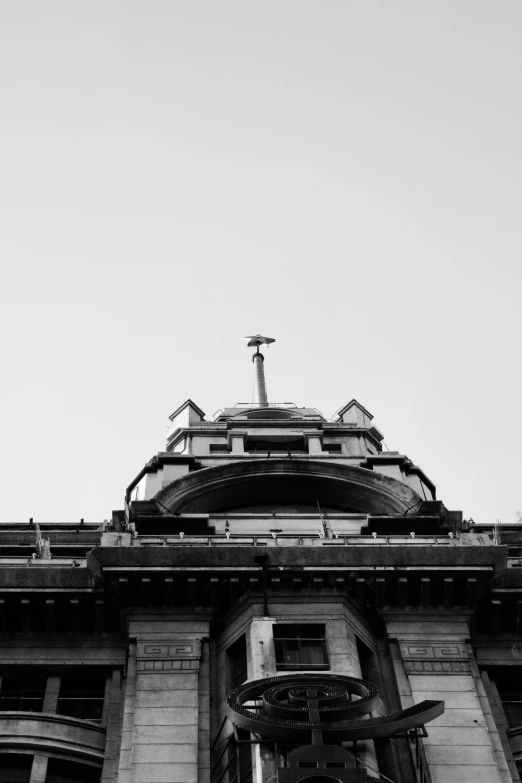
[154,459,421,515]
[231,407,302,420]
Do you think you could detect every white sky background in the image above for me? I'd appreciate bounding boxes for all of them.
[0,1,520,524]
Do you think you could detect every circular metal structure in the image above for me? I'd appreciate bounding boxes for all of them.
[226,673,444,743]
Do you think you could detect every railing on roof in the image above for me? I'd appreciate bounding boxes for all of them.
[0,557,87,566]
[132,533,459,548]
[233,402,298,408]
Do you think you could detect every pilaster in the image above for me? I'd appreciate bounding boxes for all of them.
[228,431,246,454]
[304,431,323,455]
[102,670,123,783]
[247,618,276,677]
[386,615,510,783]
[119,617,210,783]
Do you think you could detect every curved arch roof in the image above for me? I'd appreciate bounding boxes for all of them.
[154,459,422,515]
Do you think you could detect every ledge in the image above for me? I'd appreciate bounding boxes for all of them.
[0,711,106,763]
[88,543,508,572]
[0,568,93,589]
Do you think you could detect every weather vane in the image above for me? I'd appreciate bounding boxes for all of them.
[243,334,276,353]
[242,334,275,406]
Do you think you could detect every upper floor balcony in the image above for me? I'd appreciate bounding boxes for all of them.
[0,711,106,764]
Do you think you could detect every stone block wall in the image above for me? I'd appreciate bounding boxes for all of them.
[115,619,210,783]
[388,618,513,783]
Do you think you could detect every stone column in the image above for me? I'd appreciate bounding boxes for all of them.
[326,618,378,775]
[229,432,246,454]
[327,619,361,677]
[29,756,47,783]
[42,675,60,713]
[198,639,211,783]
[101,670,122,783]
[123,619,209,783]
[304,432,323,455]
[387,617,509,783]
[247,619,277,783]
[247,618,277,678]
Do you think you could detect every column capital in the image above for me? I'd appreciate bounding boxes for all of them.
[135,636,202,673]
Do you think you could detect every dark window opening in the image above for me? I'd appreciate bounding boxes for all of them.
[0,754,32,783]
[355,636,379,685]
[485,666,522,728]
[503,699,522,728]
[298,762,318,768]
[300,777,343,783]
[273,624,328,671]
[246,440,307,455]
[324,444,343,454]
[227,635,248,689]
[325,762,346,768]
[210,444,231,454]
[57,675,106,723]
[236,728,253,783]
[46,759,101,783]
[0,676,46,712]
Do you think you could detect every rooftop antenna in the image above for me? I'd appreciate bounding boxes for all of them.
[34,520,51,560]
[242,334,275,408]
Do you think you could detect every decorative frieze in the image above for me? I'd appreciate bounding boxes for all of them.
[400,642,468,660]
[136,638,202,673]
[404,659,470,673]
[400,642,470,674]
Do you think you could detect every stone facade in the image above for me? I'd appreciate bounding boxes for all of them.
[0,386,521,783]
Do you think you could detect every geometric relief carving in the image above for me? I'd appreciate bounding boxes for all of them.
[137,640,201,659]
[136,638,201,673]
[137,658,200,672]
[404,660,471,674]
[400,643,468,660]
[400,642,470,675]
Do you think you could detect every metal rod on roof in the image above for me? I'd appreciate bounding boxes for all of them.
[243,334,275,408]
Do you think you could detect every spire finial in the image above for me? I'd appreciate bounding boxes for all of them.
[242,334,275,407]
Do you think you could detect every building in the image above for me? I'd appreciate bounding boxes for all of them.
[1,336,521,783]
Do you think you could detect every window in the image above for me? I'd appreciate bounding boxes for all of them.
[0,755,32,783]
[356,636,379,683]
[273,624,328,670]
[502,696,522,728]
[498,681,522,728]
[227,635,247,689]
[46,759,100,783]
[210,444,231,454]
[324,444,343,454]
[57,675,106,723]
[484,667,522,728]
[246,440,307,455]
[0,676,46,712]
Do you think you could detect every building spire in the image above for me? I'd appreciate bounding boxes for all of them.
[243,334,275,407]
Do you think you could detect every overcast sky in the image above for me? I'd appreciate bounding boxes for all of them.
[0,1,520,525]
